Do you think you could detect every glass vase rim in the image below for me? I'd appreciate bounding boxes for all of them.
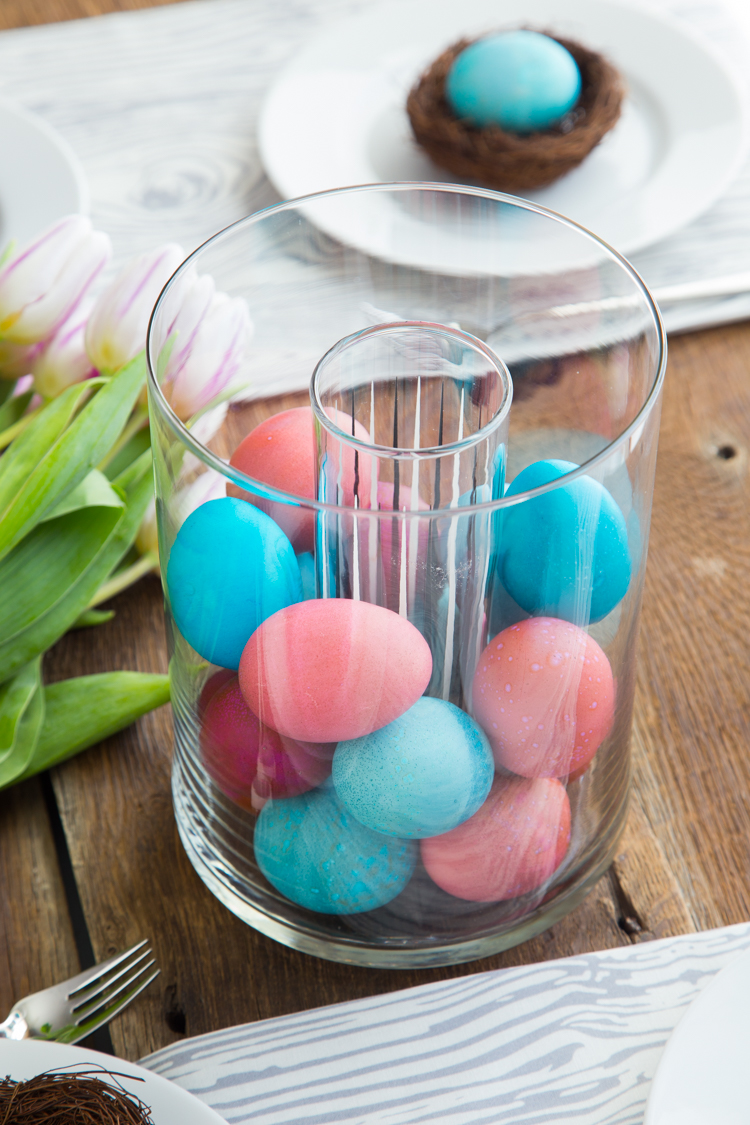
[146,180,667,518]
[310,319,513,461]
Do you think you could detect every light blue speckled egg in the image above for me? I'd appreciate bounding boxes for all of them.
[498,459,631,625]
[333,697,494,839]
[166,496,302,671]
[446,30,582,133]
[254,784,416,914]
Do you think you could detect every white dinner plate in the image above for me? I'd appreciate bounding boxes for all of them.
[259,0,748,259]
[0,98,88,250]
[0,1039,227,1125]
[645,944,750,1125]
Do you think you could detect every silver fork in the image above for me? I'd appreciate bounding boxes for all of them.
[0,939,159,1044]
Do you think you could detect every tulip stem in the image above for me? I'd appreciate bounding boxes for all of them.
[89,551,159,607]
[98,405,150,471]
[0,403,43,451]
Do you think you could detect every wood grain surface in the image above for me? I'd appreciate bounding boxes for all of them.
[0,0,748,1067]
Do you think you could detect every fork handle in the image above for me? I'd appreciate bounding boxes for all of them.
[0,1009,30,1039]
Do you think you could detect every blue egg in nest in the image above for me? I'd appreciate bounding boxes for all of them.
[333,696,494,839]
[446,30,582,133]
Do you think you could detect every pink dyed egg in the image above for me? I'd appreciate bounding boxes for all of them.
[421,775,570,901]
[200,671,334,812]
[228,406,373,552]
[471,616,614,778]
[239,599,433,743]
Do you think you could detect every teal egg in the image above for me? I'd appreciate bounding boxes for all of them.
[446,30,582,133]
[166,496,302,670]
[499,459,631,625]
[333,697,494,839]
[254,784,416,914]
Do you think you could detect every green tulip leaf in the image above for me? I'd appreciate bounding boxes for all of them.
[0,380,99,521]
[0,450,154,683]
[103,426,151,481]
[71,608,116,629]
[41,469,123,523]
[0,505,124,643]
[0,354,146,563]
[0,390,33,434]
[7,671,170,784]
[0,379,16,408]
[0,657,44,786]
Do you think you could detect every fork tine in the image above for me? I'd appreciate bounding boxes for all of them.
[73,960,157,1021]
[66,939,149,997]
[69,947,152,1009]
[56,968,161,1046]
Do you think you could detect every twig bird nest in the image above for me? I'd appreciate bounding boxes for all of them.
[406,33,625,192]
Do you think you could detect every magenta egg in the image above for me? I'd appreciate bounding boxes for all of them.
[239,599,433,743]
[472,616,614,778]
[199,671,334,811]
[421,775,570,901]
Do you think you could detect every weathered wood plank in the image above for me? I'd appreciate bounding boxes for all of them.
[632,322,750,934]
[0,779,79,1017]
[0,0,184,30]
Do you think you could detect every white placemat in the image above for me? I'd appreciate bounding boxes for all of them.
[0,0,750,333]
[141,922,750,1125]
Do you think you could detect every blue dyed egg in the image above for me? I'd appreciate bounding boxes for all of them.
[446,31,581,133]
[332,697,494,839]
[166,496,301,670]
[499,459,631,625]
[254,784,416,914]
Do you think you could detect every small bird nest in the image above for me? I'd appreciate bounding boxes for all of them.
[406,33,625,192]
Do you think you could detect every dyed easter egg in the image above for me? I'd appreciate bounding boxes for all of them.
[239,599,432,743]
[254,783,416,914]
[166,496,301,670]
[421,775,570,901]
[499,459,631,624]
[199,672,333,812]
[333,697,493,839]
[228,406,373,552]
[472,616,614,778]
[446,31,581,133]
[296,551,316,600]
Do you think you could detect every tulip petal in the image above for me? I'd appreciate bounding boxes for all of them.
[85,244,184,372]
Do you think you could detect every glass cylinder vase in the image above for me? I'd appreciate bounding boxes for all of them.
[147,183,665,968]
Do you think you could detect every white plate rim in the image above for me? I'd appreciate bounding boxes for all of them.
[645,943,750,1125]
[258,0,748,259]
[0,1038,226,1125]
[0,96,89,245]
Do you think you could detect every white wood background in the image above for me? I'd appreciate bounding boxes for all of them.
[0,0,749,332]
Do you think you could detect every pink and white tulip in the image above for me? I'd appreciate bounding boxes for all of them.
[0,216,111,345]
[157,274,252,422]
[0,339,40,380]
[85,244,185,374]
[32,304,96,399]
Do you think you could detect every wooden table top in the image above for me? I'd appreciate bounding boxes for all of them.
[2,0,749,1067]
